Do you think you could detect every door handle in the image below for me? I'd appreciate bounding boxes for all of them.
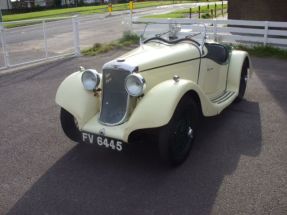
[207,67,214,72]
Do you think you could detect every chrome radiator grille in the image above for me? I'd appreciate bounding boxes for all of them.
[99,68,131,125]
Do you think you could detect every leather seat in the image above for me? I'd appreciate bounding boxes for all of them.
[205,43,229,64]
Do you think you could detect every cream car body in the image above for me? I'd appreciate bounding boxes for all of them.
[56,24,251,164]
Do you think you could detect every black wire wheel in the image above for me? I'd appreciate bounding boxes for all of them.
[60,108,81,142]
[235,59,249,102]
[158,95,199,166]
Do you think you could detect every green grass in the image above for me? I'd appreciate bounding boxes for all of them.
[82,31,139,56]
[3,6,104,22]
[3,1,203,23]
[201,4,227,19]
[235,45,287,59]
[145,8,186,18]
[201,13,212,19]
[145,3,227,19]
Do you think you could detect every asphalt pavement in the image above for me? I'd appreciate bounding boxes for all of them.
[0,49,286,214]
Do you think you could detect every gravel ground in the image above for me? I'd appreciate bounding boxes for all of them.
[0,51,286,215]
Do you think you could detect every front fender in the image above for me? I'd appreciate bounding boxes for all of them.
[227,50,252,92]
[125,79,213,133]
[55,72,100,128]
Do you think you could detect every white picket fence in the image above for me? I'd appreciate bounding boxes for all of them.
[132,18,287,47]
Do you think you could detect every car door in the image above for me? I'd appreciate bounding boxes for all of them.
[198,44,229,98]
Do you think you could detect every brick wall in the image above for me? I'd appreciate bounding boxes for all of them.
[228,0,287,21]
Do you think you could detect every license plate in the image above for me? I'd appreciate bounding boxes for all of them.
[81,132,123,152]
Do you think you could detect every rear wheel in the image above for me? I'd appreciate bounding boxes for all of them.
[235,60,249,102]
[158,96,199,166]
[60,108,81,142]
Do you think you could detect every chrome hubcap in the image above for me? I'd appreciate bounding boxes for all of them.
[244,69,249,83]
[187,126,194,139]
[244,75,248,83]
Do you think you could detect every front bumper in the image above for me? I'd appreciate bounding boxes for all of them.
[81,113,134,143]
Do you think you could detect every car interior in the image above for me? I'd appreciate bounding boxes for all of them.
[204,43,229,64]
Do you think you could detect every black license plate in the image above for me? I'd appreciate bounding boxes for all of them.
[81,132,123,152]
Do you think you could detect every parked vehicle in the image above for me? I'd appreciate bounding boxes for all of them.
[56,23,252,165]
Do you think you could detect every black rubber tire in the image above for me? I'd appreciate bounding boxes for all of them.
[158,96,199,166]
[60,108,81,142]
[235,60,249,102]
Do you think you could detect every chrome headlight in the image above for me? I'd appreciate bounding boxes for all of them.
[125,73,146,97]
[81,69,101,91]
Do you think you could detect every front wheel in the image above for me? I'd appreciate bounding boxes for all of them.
[158,96,199,166]
[60,108,81,142]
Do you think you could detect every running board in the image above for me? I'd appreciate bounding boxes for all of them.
[210,91,236,104]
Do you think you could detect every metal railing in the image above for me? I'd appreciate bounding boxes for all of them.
[0,16,80,70]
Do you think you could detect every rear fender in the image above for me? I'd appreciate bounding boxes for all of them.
[227,50,252,92]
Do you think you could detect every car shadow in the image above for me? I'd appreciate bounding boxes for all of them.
[7,100,262,215]
[0,58,73,88]
[251,57,287,114]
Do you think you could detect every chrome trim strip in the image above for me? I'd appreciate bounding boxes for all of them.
[103,60,138,72]
[217,92,235,104]
[141,57,201,73]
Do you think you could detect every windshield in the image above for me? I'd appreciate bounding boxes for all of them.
[137,22,207,45]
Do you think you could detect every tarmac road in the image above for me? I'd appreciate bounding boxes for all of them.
[0,52,286,215]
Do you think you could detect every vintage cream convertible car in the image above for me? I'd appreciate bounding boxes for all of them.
[56,23,251,165]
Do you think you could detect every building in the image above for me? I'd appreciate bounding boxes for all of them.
[83,0,100,3]
[10,0,34,8]
[34,0,54,7]
[61,0,101,6]
[0,0,12,9]
[61,0,75,5]
[228,0,287,21]
[11,0,58,8]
